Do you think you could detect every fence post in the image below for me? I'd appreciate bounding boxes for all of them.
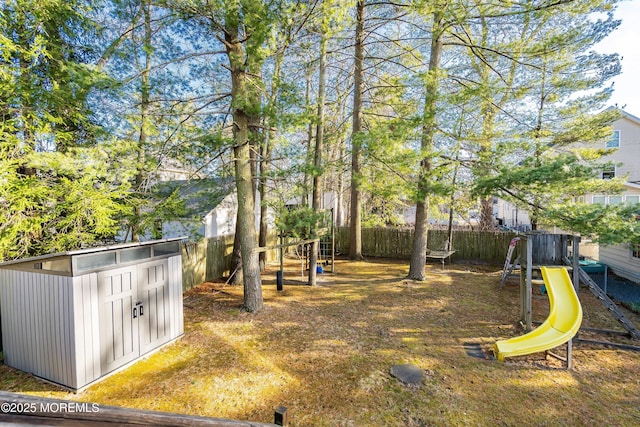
[274,406,288,426]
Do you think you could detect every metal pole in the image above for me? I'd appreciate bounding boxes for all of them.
[525,236,532,331]
[331,208,335,273]
[572,235,580,293]
[569,235,580,370]
[520,236,533,331]
[277,233,284,291]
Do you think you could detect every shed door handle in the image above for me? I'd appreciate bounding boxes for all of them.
[133,307,137,319]
[139,304,144,316]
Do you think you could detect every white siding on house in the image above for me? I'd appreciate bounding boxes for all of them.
[204,193,237,238]
[159,191,275,240]
[494,198,532,230]
[588,111,640,281]
[590,186,640,205]
[599,244,640,283]
[161,220,205,240]
[603,115,640,183]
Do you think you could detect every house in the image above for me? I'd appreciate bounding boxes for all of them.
[587,110,640,282]
[492,110,640,267]
[151,178,275,240]
[493,197,532,231]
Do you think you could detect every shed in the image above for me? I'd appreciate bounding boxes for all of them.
[0,238,184,391]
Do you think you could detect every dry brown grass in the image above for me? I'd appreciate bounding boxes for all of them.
[2,258,640,426]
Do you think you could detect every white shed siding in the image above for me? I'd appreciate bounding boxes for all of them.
[0,271,77,388]
[599,244,640,283]
[168,255,184,338]
[72,273,101,388]
[0,240,184,390]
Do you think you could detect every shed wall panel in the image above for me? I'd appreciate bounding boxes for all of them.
[60,274,74,387]
[168,255,184,338]
[99,267,139,375]
[71,273,101,389]
[139,261,171,355]
[0,271,75,387]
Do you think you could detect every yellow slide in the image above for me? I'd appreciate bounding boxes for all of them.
[494,267,583,362]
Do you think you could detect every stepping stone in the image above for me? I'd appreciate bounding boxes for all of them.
[390,364,424,385]
[463,342,486,359]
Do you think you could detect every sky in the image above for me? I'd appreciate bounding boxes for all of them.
[595,0,640,115]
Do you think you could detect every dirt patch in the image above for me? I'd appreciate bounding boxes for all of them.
[1,258,640,426]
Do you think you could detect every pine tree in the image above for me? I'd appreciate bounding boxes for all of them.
[474,0,628,240]
[0,0,130,260]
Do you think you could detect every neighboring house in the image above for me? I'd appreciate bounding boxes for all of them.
[150,178,236,240]
[586,110,640,283]
[152,178,276,241]
[493,197,532,231]
[492,109,640,273]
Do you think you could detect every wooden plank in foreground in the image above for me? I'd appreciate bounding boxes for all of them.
[0,391,278,427]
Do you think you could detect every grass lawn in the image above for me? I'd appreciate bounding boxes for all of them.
[2,258,640,426]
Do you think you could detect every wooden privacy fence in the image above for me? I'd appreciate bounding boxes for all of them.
[181,235,235,291]
[336,227,518,264]
[181,234,279,291]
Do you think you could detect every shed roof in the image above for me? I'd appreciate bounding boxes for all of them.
[0,237,185,277]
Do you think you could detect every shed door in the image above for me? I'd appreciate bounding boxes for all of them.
[98,266,139,374]
[138,261,171,355]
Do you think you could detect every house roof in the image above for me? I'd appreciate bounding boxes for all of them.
[153,178,235,218]
[624,181,640,190]
[605,106,640,126]
[619,109,640,125]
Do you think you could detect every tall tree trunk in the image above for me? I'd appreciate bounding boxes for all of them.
[303,65,314,202]
[308,34,327,287]
[132,0,152,242]
[349,0,365,260]
[258,131,271,272]
[530,62,547,231]
[476,16,495,232]
[447,149,461,250]
[259,53,284,270]
[477,83,496,232]
[336,140,345,227]
[225,3,263,312]
[408,11,444,281]
[471,11,529,231]
[16,15,35,175]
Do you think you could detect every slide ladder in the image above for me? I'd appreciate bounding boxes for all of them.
[494,267,582,362]
[574,266,640,340]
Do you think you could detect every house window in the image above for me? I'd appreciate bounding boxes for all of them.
[606,130,620,148]
[602,166,616,179]
[609,195,623,205]
[626,195,640,205]
[592,195,606,205]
